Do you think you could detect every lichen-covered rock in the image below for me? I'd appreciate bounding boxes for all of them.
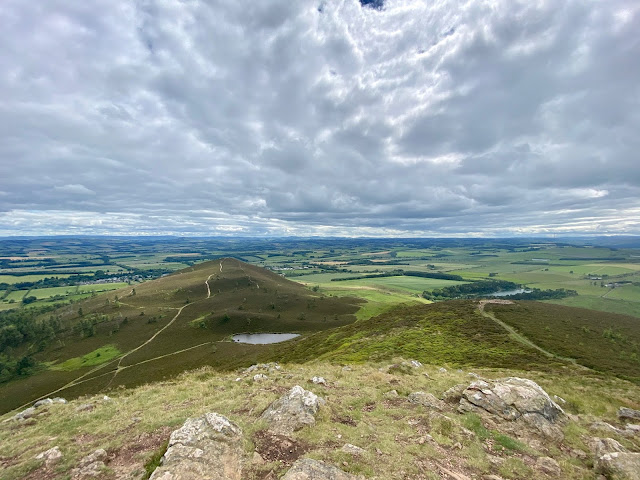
[595,452,640,480]
[149,413,243,480]
[282,458,362,479]
[260,386,324,435]
[71,448,108,478]
[408,391,445,411]
[35,446,62,466]
[590,437,628,459]
[619,407,640,422]
[458,377,567,439]
[536,456,561,476]
[341,443,365,455]
[441,384,467,404]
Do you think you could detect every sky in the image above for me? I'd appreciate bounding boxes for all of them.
[0,0,639,237]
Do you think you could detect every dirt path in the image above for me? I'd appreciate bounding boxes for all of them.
[205,274,213,298]
[11,268,220,414]
[477,300,574,362]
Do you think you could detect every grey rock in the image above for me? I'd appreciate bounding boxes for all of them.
[441,384,467,404]
[76,403,95,412]
[71,449,108,478]
[626,424,640,435]
[458,377,567,439]
[311,376,327,385]
[260,386,324,435]
[149,413,243,480]
[253,374,268,382]
[408,391,445,411]
[595,452,640,480]
[243,363,280,374]
[341,443,365,455]
[409,360,423,368]
[52,397,67,404]
[13,406,36,421]
[438,367,447,373]
[35,446,62,466]
[383,390,399,398]
[536,456,561,476]
[591,437,628,459]
[619,407,640,421]
[34,398,54,408]
[282,458,362,480]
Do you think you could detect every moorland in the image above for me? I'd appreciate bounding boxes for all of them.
[1,236,639,479]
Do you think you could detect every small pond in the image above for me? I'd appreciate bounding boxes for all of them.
[488,288,532,297]
[232,333,300,344]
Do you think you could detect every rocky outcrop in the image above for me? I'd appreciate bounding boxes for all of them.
[35,446,62,466]
[619,407,640,422]
[408,391,445,411]
[458,377,567,439]
[591,437,628,459]
[281,458,362,480]
[149,413,243,480]
[441,384,467,404]
[260,386,324,435]
[71,449,107,478]
[595,452,640,480]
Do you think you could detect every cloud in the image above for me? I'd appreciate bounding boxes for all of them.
[0,0,638,236]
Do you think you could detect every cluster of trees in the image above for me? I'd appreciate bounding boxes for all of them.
[331,271,464,282]
[0,307,64,383]
[423,280,521,300]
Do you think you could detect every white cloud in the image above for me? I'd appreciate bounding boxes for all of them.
[0,0,638,236]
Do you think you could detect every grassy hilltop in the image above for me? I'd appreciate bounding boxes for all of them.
[0,259,361,413]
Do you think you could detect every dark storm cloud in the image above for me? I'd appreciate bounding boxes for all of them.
[0,0,638,236]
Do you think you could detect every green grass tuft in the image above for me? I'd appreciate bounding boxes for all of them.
[49,345,121,371]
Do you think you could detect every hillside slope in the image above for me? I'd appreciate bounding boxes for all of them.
[2,360,639,480]
[0,259,361,414]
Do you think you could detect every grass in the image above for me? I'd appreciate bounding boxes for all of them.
[0,274,73,284]
[274,301,561,370]
[49,345,121,371]
[1,361,638,480]
[486,301,640,383]
[547,295,640,318]
[144,440,169,479]
[316,286,429,320]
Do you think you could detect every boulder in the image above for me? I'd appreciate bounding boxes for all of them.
[458,377,567,439]
[149,413,243,480]
[35,446,62,466]
[441,384,467,404]
[618,407,640,422]
[260,386,324,435]
[595,452,640,480]
[590,437,628,459]
[282,458,362,480]
[341,443,365,456]
[311,376,327,385]
[13,406,36,421]
[71,448,108,478]
[253,374,268,382]
[408,391,445,411]
[34,398,54,408]
[536,456,561,476]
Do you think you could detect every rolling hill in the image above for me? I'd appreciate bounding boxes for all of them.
[0,258,361,413]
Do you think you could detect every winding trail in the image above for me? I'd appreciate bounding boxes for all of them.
[106,304,189,387]
[477,300,575,363]
[11,265,223,414]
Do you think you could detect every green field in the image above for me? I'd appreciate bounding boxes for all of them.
[49,345,121,371]
[0,274,73,284]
